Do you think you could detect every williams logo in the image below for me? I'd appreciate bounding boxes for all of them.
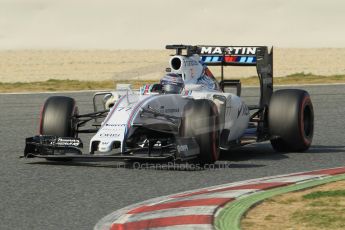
[165,108,179,113]
[177,145,189,153]
[158,106,180,114]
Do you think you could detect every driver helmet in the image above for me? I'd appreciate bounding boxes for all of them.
[160,73,184,94]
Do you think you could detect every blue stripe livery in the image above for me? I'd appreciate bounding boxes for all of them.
[201,56,256,64]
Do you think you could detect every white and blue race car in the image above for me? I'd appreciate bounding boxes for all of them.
[24,45,314,164]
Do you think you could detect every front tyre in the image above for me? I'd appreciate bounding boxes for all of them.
[40,96,78,137]
[182,100,220,165]
[269,89,314,152]
[39,96,79,161]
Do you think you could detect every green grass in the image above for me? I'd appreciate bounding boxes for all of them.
[292,208,345,229]
[237,72,345,85]
[0,79,157,93]
[303,190,345,199]
[264,214,276,221]
[214,174,345,230]
[276,72,345,84]
[1,73,345,93]
[289,189,345,228]
[308,200,329,207]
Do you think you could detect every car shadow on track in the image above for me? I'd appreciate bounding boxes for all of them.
[26,143,274,171]
[220,143,287,162]
[307,145,345,153]
[26,160,266,171]
[26,144,343,171]
[24,143,275,171]
[220,143,345,162]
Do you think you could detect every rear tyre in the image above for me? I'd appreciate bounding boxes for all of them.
[40,96,78,137]
[182,100,220,165]
[269,89,314,152]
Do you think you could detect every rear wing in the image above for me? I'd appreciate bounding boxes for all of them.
[197,46,264,66]
[166,45,271,65]
[166,44,274,108]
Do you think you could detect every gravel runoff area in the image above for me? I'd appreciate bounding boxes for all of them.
[1,48,345,83]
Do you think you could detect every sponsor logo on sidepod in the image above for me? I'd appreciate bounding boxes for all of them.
[177,145,189,153]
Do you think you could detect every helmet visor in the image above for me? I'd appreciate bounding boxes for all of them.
[163,84,183,94]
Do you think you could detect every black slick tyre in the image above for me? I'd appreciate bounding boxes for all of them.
[182,100,220,165]
[269,89,314,152]
[40,96,78,137]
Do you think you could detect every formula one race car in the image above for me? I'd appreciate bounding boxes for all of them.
[24,45,314,164]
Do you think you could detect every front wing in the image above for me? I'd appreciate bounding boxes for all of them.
[23,135,200,162]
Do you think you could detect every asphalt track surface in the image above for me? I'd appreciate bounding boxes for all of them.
[1,85,345,230]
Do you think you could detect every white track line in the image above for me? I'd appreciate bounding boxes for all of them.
[0,89,114,95]
[170,189,257,202]
[151,224,214,230]
[113,206,216,224]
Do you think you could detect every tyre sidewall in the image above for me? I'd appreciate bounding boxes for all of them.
[40,96,78,137]
[269,89,314,151]
[182,100,219,164]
